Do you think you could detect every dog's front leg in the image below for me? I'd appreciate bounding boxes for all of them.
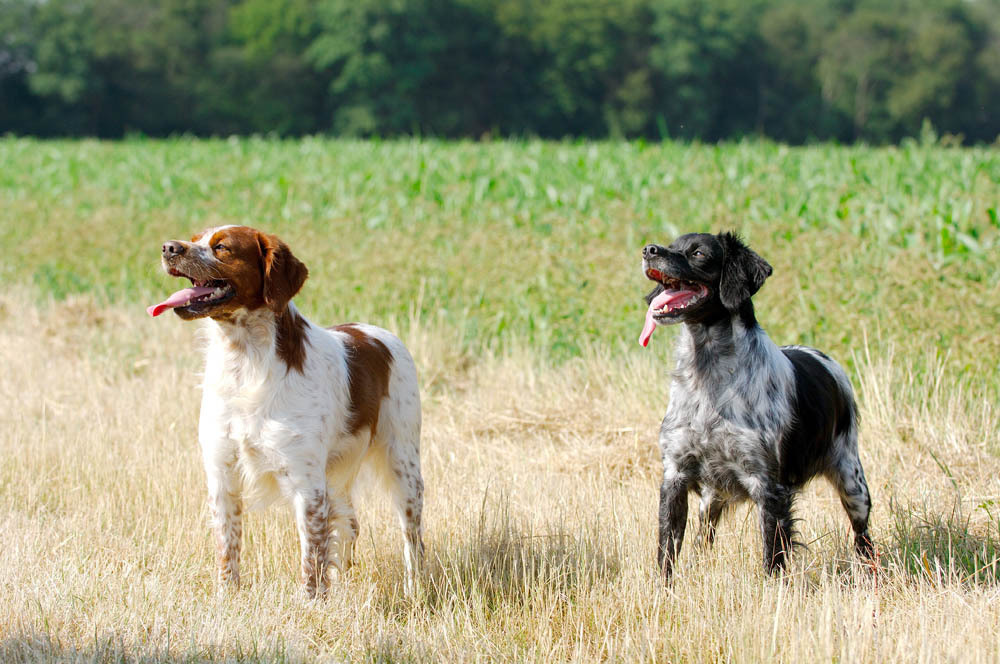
[204,463,243,591]
[658,467,689,583]
[200,403,244,592]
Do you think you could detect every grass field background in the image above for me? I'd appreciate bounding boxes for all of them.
[1,137,998,661]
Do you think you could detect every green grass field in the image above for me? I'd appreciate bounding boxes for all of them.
[3,137,998,368]
[1,138,998,662]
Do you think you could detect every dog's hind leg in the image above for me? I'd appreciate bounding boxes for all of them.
[371,346,424,596]
[370,432,424,596]
[328,493,359,575]
[387,444,424,596]
[758,484,795,573]
[828,441,874,559]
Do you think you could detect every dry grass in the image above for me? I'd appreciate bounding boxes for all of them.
[1,289,998,663]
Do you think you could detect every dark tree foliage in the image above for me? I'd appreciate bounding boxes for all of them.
[1,0,997,142]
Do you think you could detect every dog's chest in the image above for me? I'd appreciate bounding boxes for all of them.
[664,371,787,497]
[223,406,270,448]
[202,351,331,449]
[666,407,763,497]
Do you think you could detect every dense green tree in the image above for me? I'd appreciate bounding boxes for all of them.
[492,0,655,137]
[305,0,506,136]
[935,0,1000,143]
[0,0,997,142]
[817,0,997,141]
[648,0,772,140]
[757,0,848,141]
[16,0,105,134]
[222,0,328,134]
[0,0,44,133]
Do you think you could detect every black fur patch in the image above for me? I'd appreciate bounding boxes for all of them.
[718,232,773,311]
[778,349,855,486]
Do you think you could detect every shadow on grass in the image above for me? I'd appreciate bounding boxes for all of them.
[0,632,306,663]
[374,494,623,618]
[881,495,1000,586]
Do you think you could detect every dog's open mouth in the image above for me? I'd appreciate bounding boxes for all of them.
[639,269,710,347]
[648,273,709,317]
[147,272,236,317]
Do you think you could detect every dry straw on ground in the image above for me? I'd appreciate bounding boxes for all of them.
[1,291,998,662]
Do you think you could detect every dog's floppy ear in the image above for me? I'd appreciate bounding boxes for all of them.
[718,231,772,310]
[645,282,665,305]
[258,231,309,313]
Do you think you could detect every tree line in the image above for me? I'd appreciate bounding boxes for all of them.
[2,0,998,143]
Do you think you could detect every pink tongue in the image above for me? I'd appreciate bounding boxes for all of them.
[638,289,693,347]
[147,286,216,317]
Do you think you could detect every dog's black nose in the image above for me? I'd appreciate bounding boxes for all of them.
[643,244,664,259]
[162,241,186,257]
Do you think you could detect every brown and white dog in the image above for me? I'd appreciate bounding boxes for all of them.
[149,225,423,598]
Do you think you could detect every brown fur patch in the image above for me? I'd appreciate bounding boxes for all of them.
[332,324,394,436]
[257,232,308,314]
[275,308,309,374]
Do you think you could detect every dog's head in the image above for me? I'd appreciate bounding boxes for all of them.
[640,232,772,330]
[148,225,308,320]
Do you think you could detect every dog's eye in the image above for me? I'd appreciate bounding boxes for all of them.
[214,244,227,253]
[692,250,705,258]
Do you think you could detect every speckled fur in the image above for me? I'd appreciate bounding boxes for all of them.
[642,233,873,582]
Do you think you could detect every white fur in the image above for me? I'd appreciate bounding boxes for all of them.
[197,303,423,597]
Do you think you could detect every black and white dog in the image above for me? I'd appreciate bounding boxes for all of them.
[639,232,874,581]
